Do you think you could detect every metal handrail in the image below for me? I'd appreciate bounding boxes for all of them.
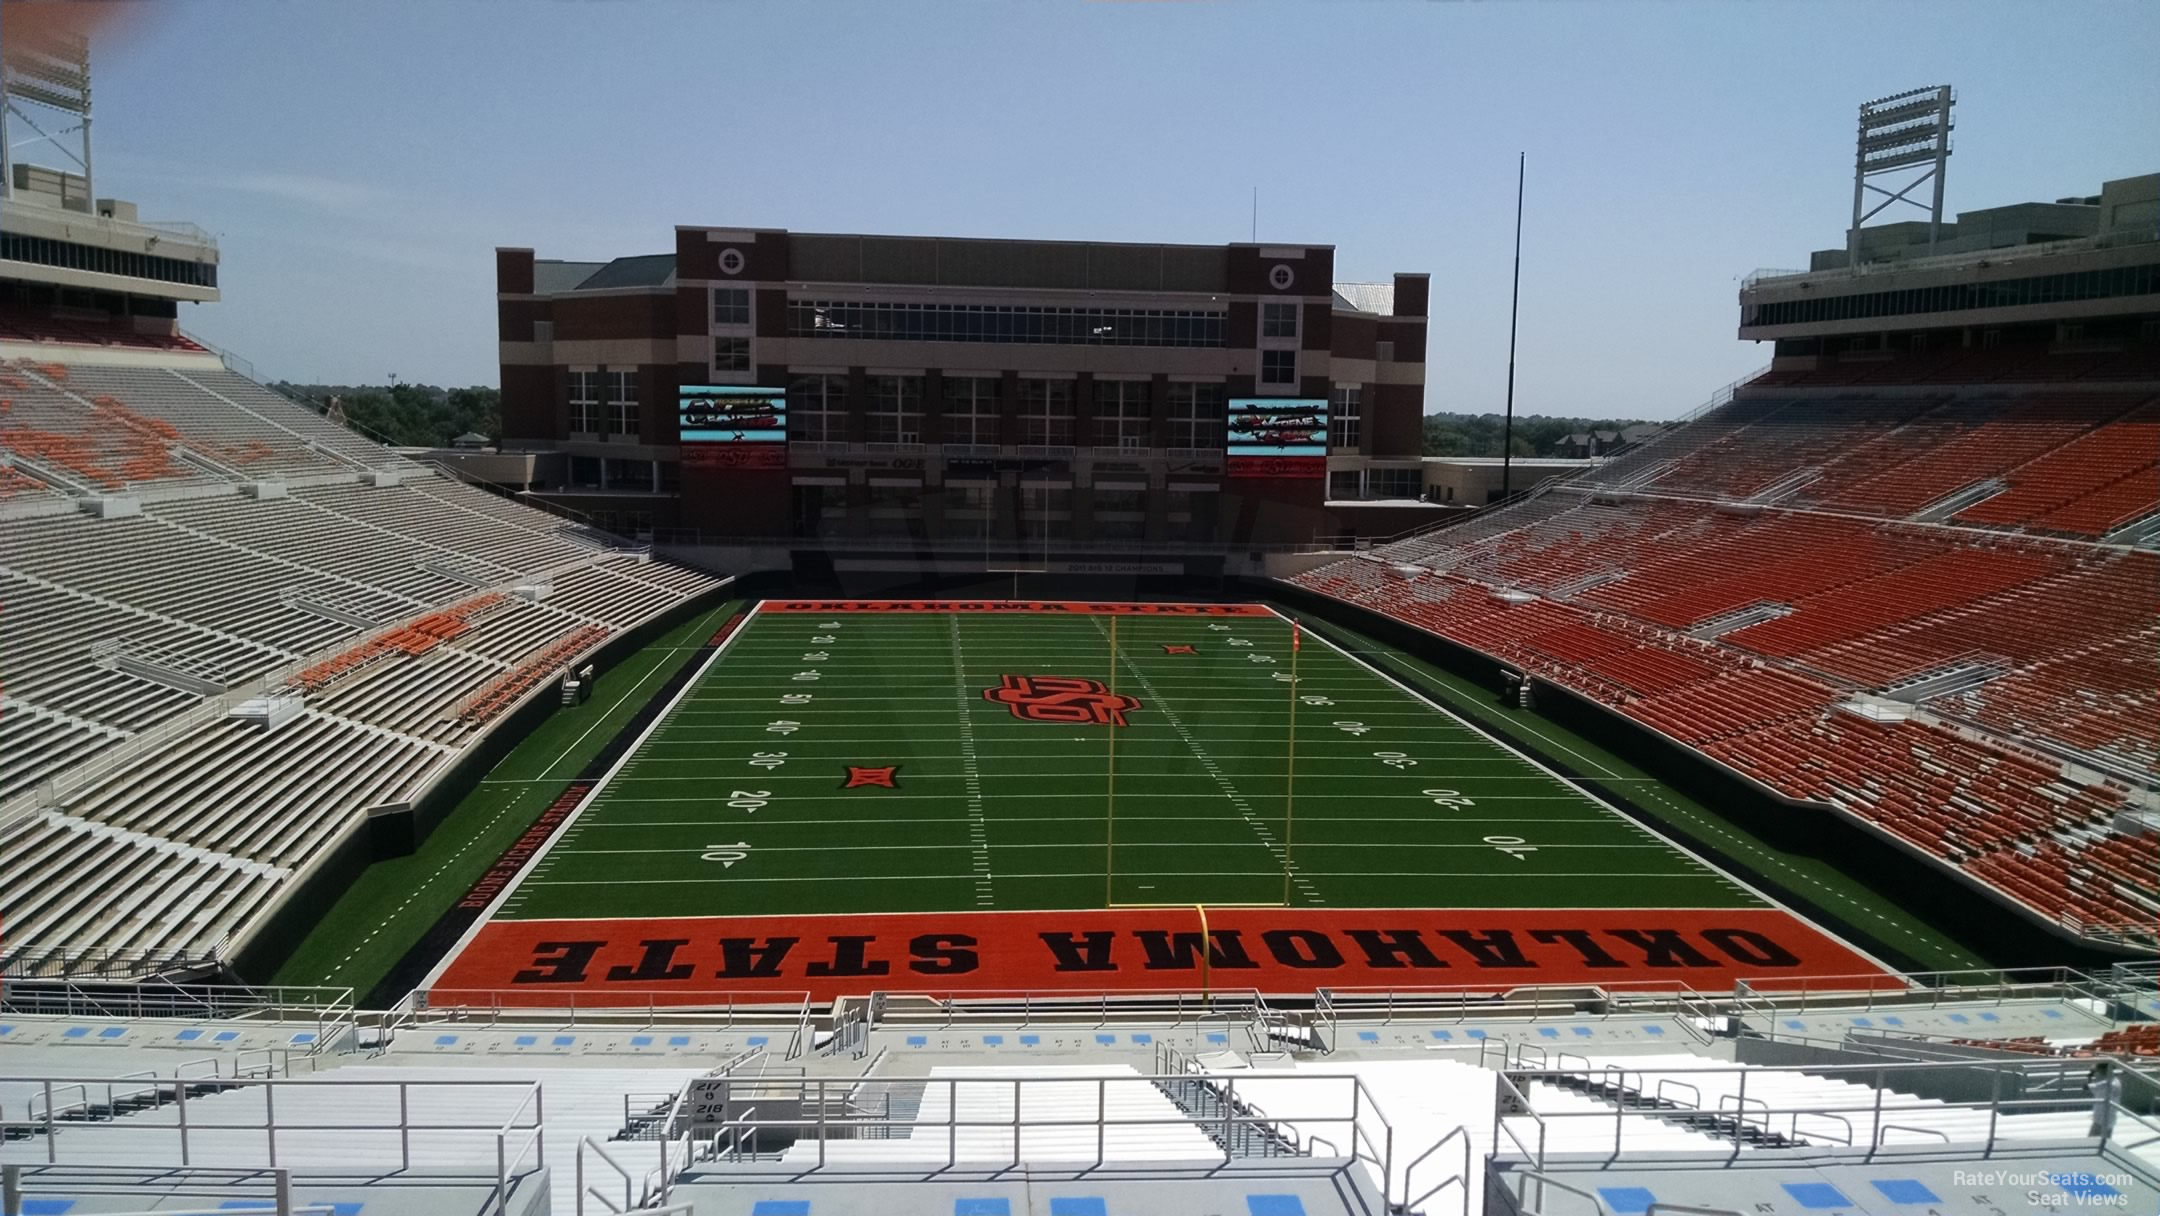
[1504,1058,2136,1162]
[694,1069,1394,1182]
[1,978,356,1031]
[1398,1123,1473,1215]
[411,988,812,1038]
[1874,1121,1950,1147]
[0,1073,544,1182]
[1511,1168,1610,1215]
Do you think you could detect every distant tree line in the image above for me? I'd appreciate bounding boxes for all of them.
[1423,412,1650,458]
[275,381,501,449]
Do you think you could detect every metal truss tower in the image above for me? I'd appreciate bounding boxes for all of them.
[1848,85,1955,263]
[1,23,95,206]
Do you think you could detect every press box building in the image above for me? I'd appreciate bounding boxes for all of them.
[494,228,1431,548]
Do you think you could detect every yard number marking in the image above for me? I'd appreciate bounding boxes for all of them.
[1484,834,1538,861]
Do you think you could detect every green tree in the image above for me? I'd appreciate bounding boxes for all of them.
[1421,412,1649,458]
[276,382,502,448]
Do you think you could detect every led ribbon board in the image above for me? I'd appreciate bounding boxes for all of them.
[1226,397,1327,479]
[679,385,787,469]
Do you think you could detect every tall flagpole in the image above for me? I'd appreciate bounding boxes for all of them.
[1501,152,1525,503]
[1282,618,1301,907]
[1105,614,1119,907]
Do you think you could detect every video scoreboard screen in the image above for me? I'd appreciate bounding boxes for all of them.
[679,385,787,470]
[1226,397,1327,479]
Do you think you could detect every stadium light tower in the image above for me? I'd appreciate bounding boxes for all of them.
[1847,85,1955,262]
[1,22,95,205]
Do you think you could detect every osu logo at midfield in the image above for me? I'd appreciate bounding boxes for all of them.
[983,676,1141,727]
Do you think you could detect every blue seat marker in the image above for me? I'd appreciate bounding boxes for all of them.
[1049,1200,1106,1216]
[954,1200,1011,1216]
[1782,1183,1853,1209]
[751,1203,811,1216]
[1247,1197,1305,1216]
[1596,1188,1656,1215]
[1870,1179,1942,1205]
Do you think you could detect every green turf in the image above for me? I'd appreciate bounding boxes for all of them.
[497,606,1767,921]
[270,598,740,992]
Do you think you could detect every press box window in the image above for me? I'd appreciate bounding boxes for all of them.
[605,370,639,436]
[712,287,751,327]
[714,338,751,374]
[1260,349,1297,385]
[1262,302,1299,339]
[1330,385,1362,450]
[568,371,601,434]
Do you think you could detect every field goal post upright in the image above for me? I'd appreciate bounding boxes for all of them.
[1848,85,1955,261]
[1107,601,1288,915]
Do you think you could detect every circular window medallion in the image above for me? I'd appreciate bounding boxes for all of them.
[1268,264,1295,291]
[718,248,747,276]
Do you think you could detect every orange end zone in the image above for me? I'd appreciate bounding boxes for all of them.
[761,600,1276,616]
[430,906,1903,1007]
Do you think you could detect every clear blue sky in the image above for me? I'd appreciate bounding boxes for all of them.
[81,0,2160,419]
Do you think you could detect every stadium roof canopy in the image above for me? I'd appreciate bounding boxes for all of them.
[1331,281,1396,315]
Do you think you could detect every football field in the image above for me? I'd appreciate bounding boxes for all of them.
[431,601,1894,1001]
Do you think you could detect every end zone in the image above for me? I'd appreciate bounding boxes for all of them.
[429,905,1902,1006]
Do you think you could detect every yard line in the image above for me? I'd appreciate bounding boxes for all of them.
[552,841,1669,855]
[593,780,1570,790]
[567,814,1629,827]
[604,769,1546,780]
[951,614,996,908]
[527,868,1730,887]
[554,841,1284,855]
